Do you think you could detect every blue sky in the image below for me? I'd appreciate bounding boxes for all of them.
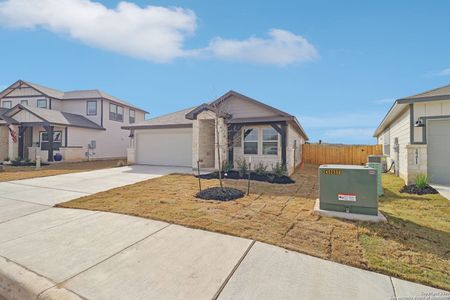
[0,0,449,144]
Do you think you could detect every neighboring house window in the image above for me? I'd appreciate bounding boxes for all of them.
[20,100,28,106]
[37,99,47,109]
[383,129,390,156]
[87,101,97,116]
[2,101,12,109]
[109,103,124,122]
[129,109,135,123]
[39,131,62,150]
[244,128,258,155]
[263,128,279,155]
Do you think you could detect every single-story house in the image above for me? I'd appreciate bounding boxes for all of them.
[123,91,308,175]
[0,80,147,162]
[374,84,450,185]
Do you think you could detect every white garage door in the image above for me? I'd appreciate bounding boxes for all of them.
[428,119,450,185]
[136,128,192,167]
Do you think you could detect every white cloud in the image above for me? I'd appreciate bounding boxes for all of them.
[207,29,318,66]
[0,0,197,63]
[373,98,394,104]
[437,68,450,76]
[323,128,374,139]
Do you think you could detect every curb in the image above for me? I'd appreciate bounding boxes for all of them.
[0,256,81,300]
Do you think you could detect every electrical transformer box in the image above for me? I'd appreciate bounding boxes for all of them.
[319,165,378,216]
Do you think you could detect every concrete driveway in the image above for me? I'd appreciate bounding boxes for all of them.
[0,167,447,300]
[431,184,450,201]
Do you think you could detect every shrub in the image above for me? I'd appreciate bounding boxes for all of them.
[221,160,233,173]
[254,162,268,176]
[4,157,10,162]
[236,159,249,177]
[13,157,21,163]
[116,160,126,167]
[415,173,429,189]
[273,162,287,178]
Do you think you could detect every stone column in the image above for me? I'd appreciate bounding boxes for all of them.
[214,117,228,170]
[7,125,19,160]
[405,144,427,185]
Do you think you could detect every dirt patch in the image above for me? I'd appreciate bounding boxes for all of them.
[400,184,439,195]
[0,159,123,182]
[58,164,450,290]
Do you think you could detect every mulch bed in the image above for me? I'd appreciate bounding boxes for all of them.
[196,187,245,201]
[197,170,295,184]
[399,184,439,195]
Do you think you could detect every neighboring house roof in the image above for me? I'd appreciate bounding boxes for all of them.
[122,107,194,130]
[0,80,148,113]
[123,90,309,140]
[373,84,450,137]
[3,105,105,130]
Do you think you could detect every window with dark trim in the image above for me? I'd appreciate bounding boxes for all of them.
[109,103,124,122]
[87,100,97,116]
[262,128,279,155]
[20,100,28,106]
[39,131,62,150]
[129,109,135,124]
[2,101,12,109]
[37,99,47,109]
[243,128,258,155]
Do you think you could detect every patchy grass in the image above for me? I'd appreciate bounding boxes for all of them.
[359,173,450,290]
[0,159,123,182]
[58,165,450,290]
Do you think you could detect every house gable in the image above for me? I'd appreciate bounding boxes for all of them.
[0,80,47,99]
[11,109,45,123]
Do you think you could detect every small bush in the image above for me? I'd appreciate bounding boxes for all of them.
[116,160,126,167]
[254,162,268,176]
[236,159,249,177]
[4,157,10,162]
[13,157,21,163]
[273,162,287,178]
[221,160,233,173]
[415,174,429,189]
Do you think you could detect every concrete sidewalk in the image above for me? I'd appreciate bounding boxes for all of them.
[432,184,450,201]
[0,168,447,299]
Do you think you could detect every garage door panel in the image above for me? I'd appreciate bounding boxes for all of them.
[428,119,450,185]
[136,128,192,167]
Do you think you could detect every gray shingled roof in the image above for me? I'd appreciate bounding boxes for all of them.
[16,81,147,113]
[123,107,194,129]
[4,105,104,130]
[400,84,450,100]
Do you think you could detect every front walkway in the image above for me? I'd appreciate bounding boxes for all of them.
[0,168,446,299]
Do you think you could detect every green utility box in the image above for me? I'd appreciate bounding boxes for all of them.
[319,165,378,216]
[366,162,383,196]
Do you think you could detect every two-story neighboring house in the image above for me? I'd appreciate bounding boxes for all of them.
[0,80,147,162]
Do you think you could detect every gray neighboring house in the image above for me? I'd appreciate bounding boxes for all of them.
[123,90,308,175]
[374,84,450,185]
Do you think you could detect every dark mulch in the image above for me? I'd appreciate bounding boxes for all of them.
[5,162,50,167]
[196,187,245,201]
[399,184,439,195]
[197,170,295,184]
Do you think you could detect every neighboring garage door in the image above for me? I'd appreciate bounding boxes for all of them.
[135,128,192,167]
[427,119,450,185]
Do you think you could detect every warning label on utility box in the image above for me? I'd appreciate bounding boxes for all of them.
[338,194,357,202]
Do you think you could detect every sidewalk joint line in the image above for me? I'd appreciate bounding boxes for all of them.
[389,277,398,299]
[213,240,256,300]
[0,195,52,207]
[0,207,50,225]
[5,182,92,195]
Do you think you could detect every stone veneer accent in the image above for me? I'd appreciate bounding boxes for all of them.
[405,144,427,185]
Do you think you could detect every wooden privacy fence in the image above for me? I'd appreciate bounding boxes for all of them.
[302,144,383,165]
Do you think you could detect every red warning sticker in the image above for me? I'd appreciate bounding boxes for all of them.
[338,194,357,202]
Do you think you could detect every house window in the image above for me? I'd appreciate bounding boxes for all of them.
[87,101,97,116]
[383,129,390,156]
[37,99,47,109]
[20,100,28,106]
[2,101,12,109]
[263,128,279,155]
[109,103,124,122]
[244,128,258,155]
[129,109,135,124]
[39,131,62,150]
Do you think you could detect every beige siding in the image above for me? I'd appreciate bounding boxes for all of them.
[387,109,410,180]
[6,86,42,97]
[286,123,305,174]
[220,95,280,119]
[12,110,43,123]
[413,100,450,142]
[62,99,102,125]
